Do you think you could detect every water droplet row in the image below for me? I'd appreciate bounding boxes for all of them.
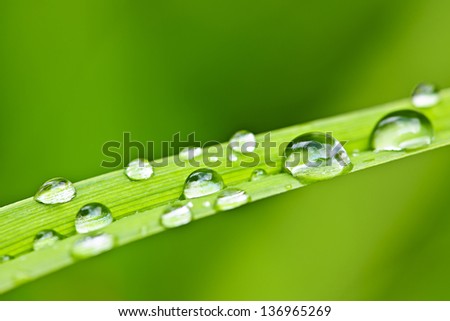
[7,84,438,261]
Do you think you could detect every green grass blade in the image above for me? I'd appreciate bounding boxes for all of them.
[1,89,450,293]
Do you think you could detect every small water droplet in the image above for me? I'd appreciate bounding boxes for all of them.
[75,203,113,233]
[214,188,250,211]
[71,233,115,259]
[370,110,433,151]
[33,229,63,251]
[284,132,353,183]
[125,158,154,181]
[285,184,292,190]
[182,169,225,199]
[230,130,257,154]
[161,203,192,228]
[34,177,76,204]
[352,149,360,157]
[202,201,211,207]
[179,147,203,161]
[412,83,440,108]
[0,255,13,263]
[250,169,267,181]
[208,156,219,162]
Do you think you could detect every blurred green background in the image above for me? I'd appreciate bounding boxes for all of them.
[1,0,450,300]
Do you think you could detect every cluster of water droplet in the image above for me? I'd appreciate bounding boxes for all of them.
[280,83,439,182]
[367,83,438,152]
[28,177,117,258]
[2,83,440,262]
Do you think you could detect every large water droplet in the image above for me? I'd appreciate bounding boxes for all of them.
[370,110,433,151]
[161,203,192,228]
[75,203,113,233]
[250,168,267,181]
[230,130,257,154]
[214,188,250,211]
[0,255,13,263]
[284,132,353,183]
[179,147,203,161]
[412,83,440,108]
[125,158,154,181]
[33,230,63,250]
[71,233,114,259]
[182,169,225,199]
[34,177,76,204]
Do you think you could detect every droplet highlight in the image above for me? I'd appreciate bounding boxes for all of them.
[71,233,115,259]
[412,83,440,108]
[125,158,154,181]
[75,203,113,234]
[370,110,433,151]
[230,130,257,154]
[34,177,76,205]
[250,169,267,181]
[161,203,192,228]
[284,132,353,183]
[179,147,203,161]
[214,188,250,211]
[33,230,63,251]
[0,255,13,263]
[182,169,225,199]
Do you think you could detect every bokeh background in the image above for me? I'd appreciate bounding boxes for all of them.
[1,0,450,300]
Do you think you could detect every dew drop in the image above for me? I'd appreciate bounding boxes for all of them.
[125,158,154,181]
[412,83,440,108]
[214,188,250,211]
[230,130,257,154]
[34,177,76,205]
[182,169,225,199]
[283,132,353,183]
[75,203,113,234]
[202,201,211,207]
[33,229,63,251]
[285,184,293,190]
[179,147,203,161]
[250,168,267,181]
[161,203,192,228]
[0,255,13,263]
[370,110,433,151]
[71,233,115,259]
